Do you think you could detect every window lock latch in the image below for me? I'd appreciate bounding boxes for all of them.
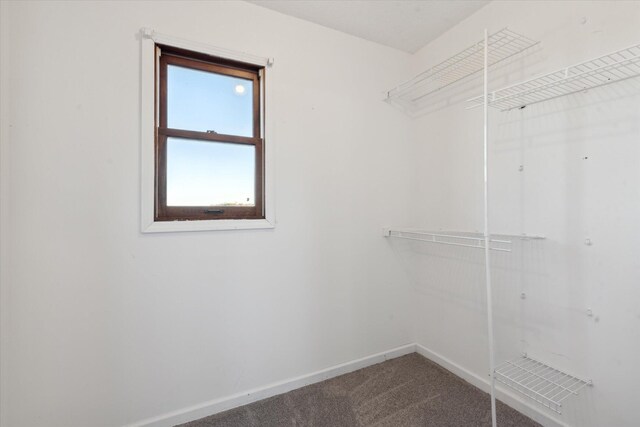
[204,209,225,214]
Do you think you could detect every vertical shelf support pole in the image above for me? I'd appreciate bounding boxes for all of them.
[483,28,498,427]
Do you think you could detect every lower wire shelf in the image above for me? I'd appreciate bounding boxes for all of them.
[494,355,592,414]
[383,228,546,253]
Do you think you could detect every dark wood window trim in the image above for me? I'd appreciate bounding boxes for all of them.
[154,45,265,222]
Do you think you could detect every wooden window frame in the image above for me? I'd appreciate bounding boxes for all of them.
[155,46,265,222]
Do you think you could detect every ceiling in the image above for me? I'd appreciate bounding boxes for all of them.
[247,0,490,53]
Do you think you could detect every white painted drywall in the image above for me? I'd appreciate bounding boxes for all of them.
[3,1,640,426]
[247,0,490,53]
[403,1,640,426]
[0,1,416,426]
[0,1,12,425]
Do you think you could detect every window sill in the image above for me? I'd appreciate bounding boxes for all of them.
[142,218,275,233]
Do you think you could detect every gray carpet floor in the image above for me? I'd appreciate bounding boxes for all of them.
[178,353,541,427]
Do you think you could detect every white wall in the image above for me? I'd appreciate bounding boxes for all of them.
[0,1,12,425]
[0,1,417,426]
[3,1,640,427]
[404,1,640,426]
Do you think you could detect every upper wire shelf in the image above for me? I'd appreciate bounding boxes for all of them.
[384,28,539,116]
[495,354,592,414]
[468,43,640,111]
[383,228,545,253]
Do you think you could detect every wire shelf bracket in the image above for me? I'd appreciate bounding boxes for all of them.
[494,355,593,414]
[384,28,539,116]
[467,43,640,111]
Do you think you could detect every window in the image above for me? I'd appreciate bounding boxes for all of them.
[155,45,264,221]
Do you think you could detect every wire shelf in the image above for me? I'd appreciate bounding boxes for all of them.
[384,28,539,116]
[384,229,517,252]
[495,355,592,414]
[384,229,545,252]
[468,43,640,111]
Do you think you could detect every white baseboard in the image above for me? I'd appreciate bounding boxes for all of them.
[125,342,569,427]
[125,343,416,427]
[415,343,568,427]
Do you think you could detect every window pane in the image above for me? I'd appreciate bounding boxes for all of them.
[167,65,254,137]
[166,137,255,207]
